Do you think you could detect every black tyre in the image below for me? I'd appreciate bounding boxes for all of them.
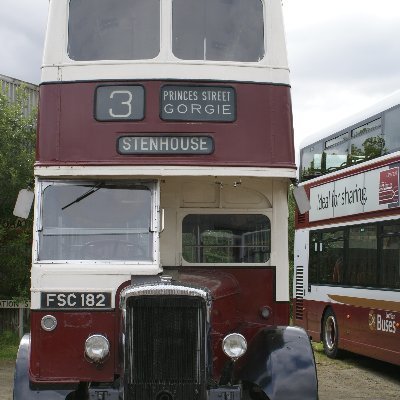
[322,308,341,358]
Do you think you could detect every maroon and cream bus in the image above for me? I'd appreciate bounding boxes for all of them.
[294,91,400,365]
[14,1,318,399]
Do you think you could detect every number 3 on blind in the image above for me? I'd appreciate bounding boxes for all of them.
[109,90,133,118]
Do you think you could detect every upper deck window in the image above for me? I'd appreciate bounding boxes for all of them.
[325,132,348,149]
[351,118,382,138]
[384,106,400,152]
[301,116,388,181]
[68,0,160,61]
[172,0,264,62]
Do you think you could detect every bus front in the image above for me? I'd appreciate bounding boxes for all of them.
[14,1,318,399]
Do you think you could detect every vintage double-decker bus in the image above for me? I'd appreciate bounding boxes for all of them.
[293,91,400,365]
[14,1,318,399]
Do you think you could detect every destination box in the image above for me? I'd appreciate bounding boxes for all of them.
[160,85,236,122]
[118,135,214,155]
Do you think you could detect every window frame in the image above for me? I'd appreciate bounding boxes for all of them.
[308,219,400,291]
[178,209,272,267]
[67,0,162,62]
[309,228,346,286]
[171,0,266,63]
[65,0,267,65]
[34,179,160,265]
[325,132,349,149]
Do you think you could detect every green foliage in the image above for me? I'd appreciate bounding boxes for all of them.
[362,136,386,158]
[0,330,20,360]
[0,85,36,299]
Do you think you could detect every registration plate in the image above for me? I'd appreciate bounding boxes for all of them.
[41,292,112,309]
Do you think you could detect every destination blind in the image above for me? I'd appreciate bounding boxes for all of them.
[118,135,214,155]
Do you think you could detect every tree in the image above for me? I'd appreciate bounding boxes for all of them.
[363,136,386,159]
[0,86,36,298]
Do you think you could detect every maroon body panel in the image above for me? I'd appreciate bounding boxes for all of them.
[30,311,117,383]
[30,267,288,382]
[36,81,295,168]
[295,299,400,366]
[179,268,289,376]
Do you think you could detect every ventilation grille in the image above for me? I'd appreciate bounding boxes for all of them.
[124,295,207,400]
[295,266,304,320]
[297,213,306,225]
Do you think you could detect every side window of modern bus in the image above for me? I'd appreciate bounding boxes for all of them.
[324,133,349,173]
[320,231,345,285]
[309,230,344,285]
[346,225,377,287]
[349,118,384,163]
[384,106,400,153]
[381,224,400,289]
[181,214,270,264]
[308,232,319,284]
[300,142,323,181]
[68,0,160,61]
[172,0,264,62]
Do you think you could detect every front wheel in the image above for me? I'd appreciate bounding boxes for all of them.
[322,308,341,358]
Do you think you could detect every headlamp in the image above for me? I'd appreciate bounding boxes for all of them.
[222,333,247,361]
[84,334,110,363]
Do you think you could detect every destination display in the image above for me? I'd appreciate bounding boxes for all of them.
[41,292,112,309]
[309,165,400,222]
[95,85,145,121]
[160,85,236,122]
[118,135,214,155]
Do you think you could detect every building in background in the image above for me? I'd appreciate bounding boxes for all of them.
[0,74,38,116]
[0,74,37,336]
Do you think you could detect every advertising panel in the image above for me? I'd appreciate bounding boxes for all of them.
[309,165,400,222]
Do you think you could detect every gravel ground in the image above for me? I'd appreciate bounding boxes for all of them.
[0,360,13,400]
[315,345,400,400]
[1,348,400,400]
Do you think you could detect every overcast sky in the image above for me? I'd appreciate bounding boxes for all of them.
[283,0,400,148]
[1,0,400,150]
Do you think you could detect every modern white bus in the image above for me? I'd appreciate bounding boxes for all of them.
[294,91,400,365]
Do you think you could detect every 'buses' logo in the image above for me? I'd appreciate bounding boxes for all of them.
[368,310,376,331]
[368,310,397,334]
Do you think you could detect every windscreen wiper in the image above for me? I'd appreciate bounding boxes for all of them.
[62,182,103,210]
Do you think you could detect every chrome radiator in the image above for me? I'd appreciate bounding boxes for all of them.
[121,283,210,400]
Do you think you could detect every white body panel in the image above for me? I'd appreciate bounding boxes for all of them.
[41,0,290,84]
[34,165,297,179]
[305,284,400,304]
[32,167,291,308]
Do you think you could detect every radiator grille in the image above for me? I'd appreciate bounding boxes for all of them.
[124,295,207,400]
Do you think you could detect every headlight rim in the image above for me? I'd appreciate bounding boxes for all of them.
[84,334,110,364]
[222,332,247,361]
